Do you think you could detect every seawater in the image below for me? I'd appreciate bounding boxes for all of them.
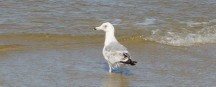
[0,0,216,46]
[0,1,216,86]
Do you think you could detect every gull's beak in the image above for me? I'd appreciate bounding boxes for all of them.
[94,27,101,30]
[93,27,97,30]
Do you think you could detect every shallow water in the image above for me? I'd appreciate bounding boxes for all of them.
[0,0,216,87]
[0,40,216,87]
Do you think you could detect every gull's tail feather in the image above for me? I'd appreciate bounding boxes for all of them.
[120,59,137,66]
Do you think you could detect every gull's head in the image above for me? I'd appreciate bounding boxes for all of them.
[94,22,114,32]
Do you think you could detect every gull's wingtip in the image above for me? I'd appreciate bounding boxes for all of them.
[120,59,137,66]
[131,61,137,66]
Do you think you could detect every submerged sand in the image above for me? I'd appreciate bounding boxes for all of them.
[0,34,216,87]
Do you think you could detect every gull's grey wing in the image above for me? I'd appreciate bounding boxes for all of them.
[103,42,130,63]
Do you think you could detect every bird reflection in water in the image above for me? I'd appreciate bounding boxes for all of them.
[103,73,129,87]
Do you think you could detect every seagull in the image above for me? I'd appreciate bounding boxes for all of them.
[94,22,137,73]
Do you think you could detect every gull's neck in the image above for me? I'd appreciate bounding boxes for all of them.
[104,30,118,46]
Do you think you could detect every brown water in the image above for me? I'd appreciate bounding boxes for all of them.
[0,38,216,86]
[0,0,216,87]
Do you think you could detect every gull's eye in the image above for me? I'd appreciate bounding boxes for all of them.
[104,25,107,28]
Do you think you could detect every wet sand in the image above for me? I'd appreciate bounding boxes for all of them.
[0,36,216,87]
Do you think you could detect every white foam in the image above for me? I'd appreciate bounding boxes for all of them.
[136,18,157,26]
[185,21,208,27]
[111,19,122,25]
[145,25,216,46]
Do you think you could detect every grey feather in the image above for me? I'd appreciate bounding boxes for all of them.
[103,42,130,63]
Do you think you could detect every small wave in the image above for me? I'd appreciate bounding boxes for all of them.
[0,45,24,51]
[0,33,105,47]
[184,21,208,27]
[124,18,216,46]
[143,25,216,46]
[180,19,216,27]
[136,18,157,26]
[111,19,122,25]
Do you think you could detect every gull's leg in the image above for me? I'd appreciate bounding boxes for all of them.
[108,62,112,73]
[109,68,112,73]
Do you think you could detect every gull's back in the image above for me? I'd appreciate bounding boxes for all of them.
[104,42,127,52]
